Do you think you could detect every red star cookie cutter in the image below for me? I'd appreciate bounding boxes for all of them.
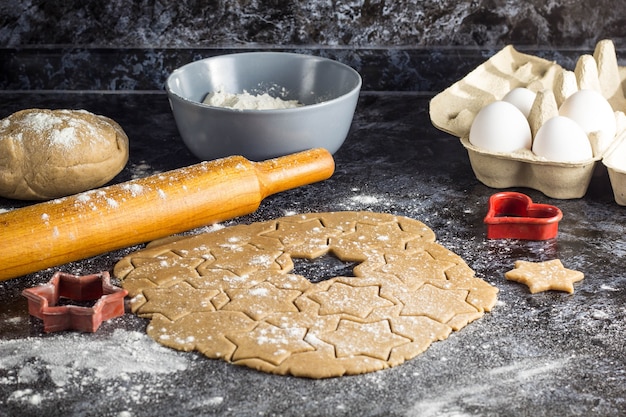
[22,271,128,333]
[483,192,563,240]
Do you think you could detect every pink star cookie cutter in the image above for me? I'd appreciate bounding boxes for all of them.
[22,271,128,333]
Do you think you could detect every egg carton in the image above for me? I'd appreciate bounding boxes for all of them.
[430,40,626,202]
[603,129,626,205]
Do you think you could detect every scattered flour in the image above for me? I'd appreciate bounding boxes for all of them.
[75,193,91,203]
[130,161,156,179]
[250,255,273,266]
[7,109,104,147]
[406,357,570,417]
[122,183,144,197]
[352,195,379,204]
[51,126,77,146]
[8,389,43,406]
[204,396,224,406]
[0,328,188,388]
[248,287,270,296]
[107,197,120,208]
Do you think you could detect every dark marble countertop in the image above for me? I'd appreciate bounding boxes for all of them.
[2,0,626,49]
[1,90,625,417]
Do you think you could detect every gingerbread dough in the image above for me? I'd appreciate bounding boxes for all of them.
[505,259,584,293]
[0,108,129,200]
[114,211,498,378]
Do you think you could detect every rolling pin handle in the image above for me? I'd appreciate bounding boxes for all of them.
[255,148,335,197]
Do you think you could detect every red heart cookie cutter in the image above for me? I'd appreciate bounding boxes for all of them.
[22,271,127,333]
[483,192,563,240]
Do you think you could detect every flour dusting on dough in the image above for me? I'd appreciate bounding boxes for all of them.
[114,211,498,379]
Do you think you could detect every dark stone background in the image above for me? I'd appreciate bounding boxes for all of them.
[2,0,626,49]
[1,0,626,93]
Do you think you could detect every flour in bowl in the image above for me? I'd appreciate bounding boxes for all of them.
[203,89,302,110]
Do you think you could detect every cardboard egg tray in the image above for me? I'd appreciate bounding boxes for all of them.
[430,40,626,203]
[603,130,626,205]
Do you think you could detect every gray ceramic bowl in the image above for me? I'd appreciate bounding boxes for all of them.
[166,52,362,161]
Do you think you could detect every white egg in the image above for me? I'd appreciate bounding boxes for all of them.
[502,87,536,118]
[559,89,616,154]
[532,116,593,162]
[469,101,532,153]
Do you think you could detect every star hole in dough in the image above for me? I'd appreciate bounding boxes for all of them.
[289,252,358,283]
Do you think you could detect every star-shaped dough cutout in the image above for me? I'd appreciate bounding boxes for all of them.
[129,254,181,268]
[229,322,314,366]
[321,319,410,361]
[261,218,341,258]
[397,217,436,242]
[343,221,416,251]
[222,282,301,320]
[328,237,382,264]
[308,282,394,319]
[296,211,358,234]
[191,265,268,290]
[147,311,257,359]
[210,221,284,252]
[395,283,478,324]
[262,218,336,246]
[137,282,219,320]
[505,259,584,294]
[378,250,456,289]
[208,244,285,276]
[128,256,205,288]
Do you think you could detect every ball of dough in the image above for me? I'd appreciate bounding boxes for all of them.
[0,109,129,200]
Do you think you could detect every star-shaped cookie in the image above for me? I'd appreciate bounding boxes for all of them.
[505,259,584,294]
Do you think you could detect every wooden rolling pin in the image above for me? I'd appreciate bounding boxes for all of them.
[0,148,335,281]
